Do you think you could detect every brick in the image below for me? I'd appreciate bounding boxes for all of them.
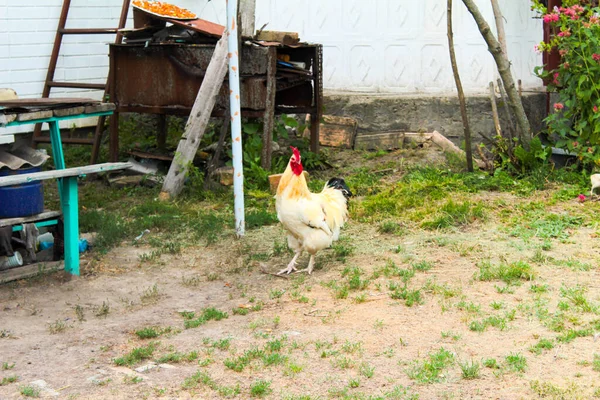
[319,115,358,149]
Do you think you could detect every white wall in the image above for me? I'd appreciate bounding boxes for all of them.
[0,0,543,136]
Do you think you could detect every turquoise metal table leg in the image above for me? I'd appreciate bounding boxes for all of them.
[60,176,79,275]
[48,121,66,206]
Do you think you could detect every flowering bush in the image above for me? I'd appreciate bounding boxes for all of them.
[533,0,600,166]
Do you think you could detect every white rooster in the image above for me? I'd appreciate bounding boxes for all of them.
[275,147,351,275]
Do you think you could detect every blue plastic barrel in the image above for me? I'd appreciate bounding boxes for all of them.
[0,166,44,218]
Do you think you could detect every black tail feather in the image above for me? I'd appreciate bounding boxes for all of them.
[326,177,352,199]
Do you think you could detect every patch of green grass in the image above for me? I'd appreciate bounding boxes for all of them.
[378,221,404,235]
[157,350,198,364]
[19,385,40,397]
[342,266,370,291]
[2,362,15,370]
[483,358,500,369]
[505,352,527,373]
[47,319,69,334]
[269,289,286,299]
[459,359,480,380]
[412,260,434,272]
[530,284,549,294]
[224,347,265,372]
[456,300,481,314]
[529,338,555,356]
[114,342,158,366]
[475,260,535,285]
[359,362,375,378]
[182,307,229,329]
[250,379,272,397]
[406,347,455,384]
[593,354,600,372]
[389,284,423,307]
[421,200,485,230]
[560,285,597,313]
[0,375,18,386]
[331,239,355,262]
[245,210,278,229]
[262,353,288,366]
[530,380,585,399]
[509,212,583,241]
[556,328,593,343]
[135,326,172,339]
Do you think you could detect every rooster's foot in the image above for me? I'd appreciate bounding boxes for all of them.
[277,264,297,275]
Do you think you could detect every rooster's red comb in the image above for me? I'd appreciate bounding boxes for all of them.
[290,146,301,160]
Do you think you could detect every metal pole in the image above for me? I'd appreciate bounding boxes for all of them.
[226,0,245,236]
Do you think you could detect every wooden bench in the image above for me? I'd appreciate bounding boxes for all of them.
[0,162,131,277]
[1,95,133,279]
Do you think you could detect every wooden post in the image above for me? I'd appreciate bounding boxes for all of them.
[240,0,256,37]
[160,34,229,200]
[261,48,276,170]
[447,0,474,172]
[490,0,508,57]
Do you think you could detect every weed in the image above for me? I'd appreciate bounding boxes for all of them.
[483,358,499,369]
[135,326,173,339]
[593,354,600,372]
[406,347,455,384]
[441,331,461,341]
[475,260,535,285]
[332,239,355,262]
[389,284,423,307]
[140,284,161,305]
[183,307,229,329]
[348,378,360,388]
[342,340,363,354]
[505,352,527,373]
[529,338,554,355]
[19,385,40,397]
[124,375,143,384]
[459,359,481,380]
[74,304,85,321]
[114,342,158,366]
[48,319,69,334]
[556,328,593,343]
[95,301,110,318]
[0,375,17,386]
[333,356,355,369]
[2,362,15,370]
[250,380,272,397]
[263,353,288,366]
[269,289,285,299]
[560,285,597,313]
[530,380,585,399]
[490,301,504,310]
[181,274,203,287]
[421,200,485,230]
[359,362,375,378]
[378,221,404,235]
[530,284,549,294]
[412,260,434,272]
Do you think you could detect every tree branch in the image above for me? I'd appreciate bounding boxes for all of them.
[462,0,531,148]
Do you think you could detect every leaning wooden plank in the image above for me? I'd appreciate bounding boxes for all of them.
[84,103,116,114]
[0,211,61,228]
[0,261,63,284]
[160,34,229,200]
[17,110,53,122]
[404,131,487,169]
[0,162,132,187]
[53,106,85,117]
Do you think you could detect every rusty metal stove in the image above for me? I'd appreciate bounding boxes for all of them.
[108,41,322,169]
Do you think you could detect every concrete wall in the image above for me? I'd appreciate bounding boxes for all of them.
[0,0,544,138]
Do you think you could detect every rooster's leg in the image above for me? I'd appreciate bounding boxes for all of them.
[277,252,301,275]
[296,254,316,275]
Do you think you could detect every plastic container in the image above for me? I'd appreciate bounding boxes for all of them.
[0,252,23,269]
[0,166,44,218]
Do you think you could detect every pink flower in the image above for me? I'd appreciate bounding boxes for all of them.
[554,102,564,111]
[593,53,600,62]
[543,13,560,23]
[553,73,560,85]
[559,49,568,56]
[578,194,586,202]
[534,44,540,53]
[591,15,599,24]
[594,106,599,113]
[572,5,584,14]
[563,62,570,69]
[573,141,579,147]
[558,29,571,37]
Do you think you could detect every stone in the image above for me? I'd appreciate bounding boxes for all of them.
[30,379,60,396]
[135,363,158,373]
[158,363,177,369]
[214,166,234,186]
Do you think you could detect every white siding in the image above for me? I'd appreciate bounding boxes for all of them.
[0,0,543,136]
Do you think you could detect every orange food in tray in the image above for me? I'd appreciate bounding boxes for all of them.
[132,0,197,19]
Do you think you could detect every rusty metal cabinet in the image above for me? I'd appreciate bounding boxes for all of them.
[108,42,322,168]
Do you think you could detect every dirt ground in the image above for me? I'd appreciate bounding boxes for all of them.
[2,151,600,399]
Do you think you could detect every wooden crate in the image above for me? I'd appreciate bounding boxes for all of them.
[319,115,358,149]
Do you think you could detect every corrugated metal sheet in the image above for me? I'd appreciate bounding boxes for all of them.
[0,146,49,171]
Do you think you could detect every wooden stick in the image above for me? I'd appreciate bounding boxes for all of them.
[488,82,502,139]
[204,112,230,190]
[160,34,229,200]
[448,0,474,172]
[497,78,517,145]
[490,0,508,57]
[259,264,289,279]
[462,0,531,149]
